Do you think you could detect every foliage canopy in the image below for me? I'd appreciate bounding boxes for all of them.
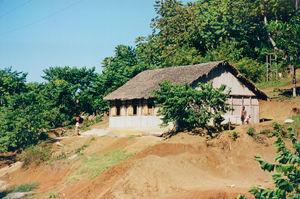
[152,81,231,131]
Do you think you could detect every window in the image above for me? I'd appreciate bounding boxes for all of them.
[116,106,120,116]
[148,101,154,115]
[133,105,137,115]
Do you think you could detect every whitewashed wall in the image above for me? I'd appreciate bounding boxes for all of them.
[109,106,164,129]
[223,97,259,124]
[109,115,162,128]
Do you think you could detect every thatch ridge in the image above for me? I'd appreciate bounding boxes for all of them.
[103,61,268,101]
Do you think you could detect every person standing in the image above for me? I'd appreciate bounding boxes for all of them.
[241,106,247,125]
[75,116,80,136]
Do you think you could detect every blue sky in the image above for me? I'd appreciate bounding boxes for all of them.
[0,0,158,82]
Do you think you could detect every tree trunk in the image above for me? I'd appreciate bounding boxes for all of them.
[293,0,298,97]
[292,65,296,97]
[264,16,277,49]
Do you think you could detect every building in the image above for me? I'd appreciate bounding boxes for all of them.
[103,61,268,129]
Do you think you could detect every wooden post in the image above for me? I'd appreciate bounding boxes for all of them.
[275,54,278,80]
[270,55,272,80]
[293,65,296,97]
[231,96,233,115]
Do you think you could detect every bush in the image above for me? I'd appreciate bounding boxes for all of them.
[260,129,271,135]
[17,143,51,168]
[152,81,231,132]
[0,182,39,198]
[232,131,239,141]
[247,128,255,136]
[272,122,287,137]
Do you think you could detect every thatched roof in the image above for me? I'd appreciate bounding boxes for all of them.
[104,61,268,101]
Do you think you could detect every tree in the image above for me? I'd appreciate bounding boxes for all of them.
[135,0,298,84]
[0,67,27,106]
[0,83,49,152]
[93,45,150,113]
[42,66,99,115]
[152,80,231,132]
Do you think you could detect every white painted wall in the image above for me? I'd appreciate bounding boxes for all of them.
[223,97,259,124]
[109,115,163,129]
[211,71,255,96]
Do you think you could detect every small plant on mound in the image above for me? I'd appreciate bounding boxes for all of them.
[260,129,271,135]
[272,122,287,137]
[17,142,51,168]
[238,131,300,199]
[231,131,239,141]
[48,192,60,198]
[247,128,255,136]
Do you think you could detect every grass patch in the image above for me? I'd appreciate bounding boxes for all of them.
[257,79,290,90]
[51,152,67,162]
[75,137,95,154]
[17,142,52,168]
[0,182,39,198]
[67,149,133,183]
[75,144,90,154]
[128,135,137,140]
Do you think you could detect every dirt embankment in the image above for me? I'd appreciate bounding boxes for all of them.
[1,129,280,199]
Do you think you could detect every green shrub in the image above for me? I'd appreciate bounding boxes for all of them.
[260,129,271,135]
[0,182,39,198]
[232,131,239,141]
[48,192,60,198]
[17,143,51,168]
[11,182,39,192]
[247,128,255,136]
[237,195,246,199]
[152,81,231,132]
[95,115,103,123]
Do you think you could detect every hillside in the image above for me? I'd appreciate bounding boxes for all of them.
[0,77,299,199]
